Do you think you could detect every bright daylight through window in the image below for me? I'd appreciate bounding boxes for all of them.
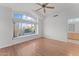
[12,11,37,38]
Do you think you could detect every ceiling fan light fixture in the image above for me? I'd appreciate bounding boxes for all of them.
[35,3,55,14]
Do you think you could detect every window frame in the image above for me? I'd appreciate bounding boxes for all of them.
[12,11,38,39]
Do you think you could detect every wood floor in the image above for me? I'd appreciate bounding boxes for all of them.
[0,37,79,56]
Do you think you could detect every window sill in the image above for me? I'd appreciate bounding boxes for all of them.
[12,33,38,40]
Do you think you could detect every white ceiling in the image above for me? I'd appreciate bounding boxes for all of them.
[0,3,79,18]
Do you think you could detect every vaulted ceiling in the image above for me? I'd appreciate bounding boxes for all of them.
[0,3,79,18]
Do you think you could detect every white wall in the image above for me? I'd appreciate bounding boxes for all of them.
[0,6,13,42]
[0,6,43,48]
[75,22,79,33]
[43,13,67,42]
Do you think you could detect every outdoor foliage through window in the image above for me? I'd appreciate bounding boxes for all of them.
[12,12,37,37]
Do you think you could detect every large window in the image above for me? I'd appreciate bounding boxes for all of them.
[12,11,37,37]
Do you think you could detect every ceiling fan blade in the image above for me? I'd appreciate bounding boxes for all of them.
[53,14,58,17]
[35,8,42,11]
[44,3,48,6]
[44,8,46,13]
[46,6,55,9]
[36,3,42,6]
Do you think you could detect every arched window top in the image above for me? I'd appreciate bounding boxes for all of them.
[12,11,37,23]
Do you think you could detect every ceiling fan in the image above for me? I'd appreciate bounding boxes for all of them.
[35,3,55,13]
